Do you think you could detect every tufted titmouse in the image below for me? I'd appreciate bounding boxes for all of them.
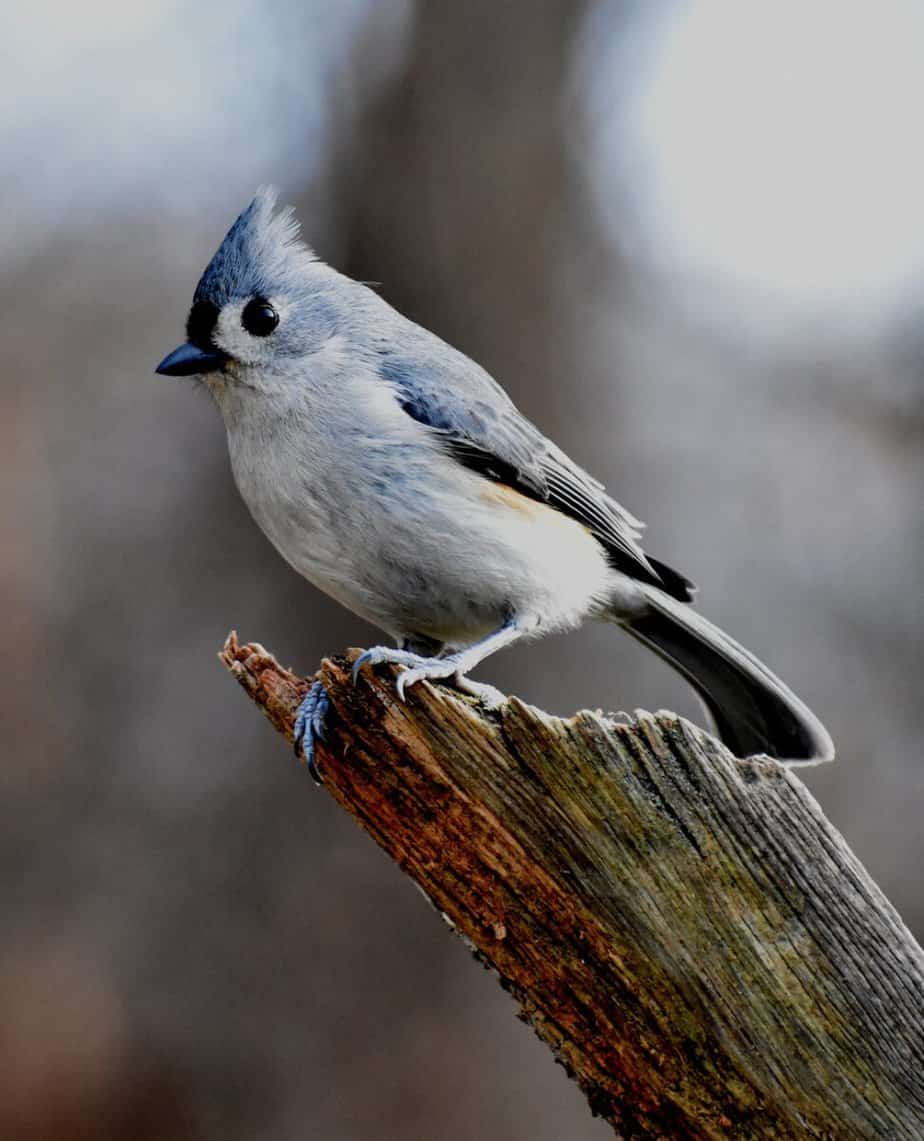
[157,189,833,777]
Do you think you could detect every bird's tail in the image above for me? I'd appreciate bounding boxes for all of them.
[619,588,834,764]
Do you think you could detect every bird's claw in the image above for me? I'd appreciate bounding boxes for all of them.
[394,661,456,701]
[351,646,423,685]
[293,680,330,784]
[352,646,506,707]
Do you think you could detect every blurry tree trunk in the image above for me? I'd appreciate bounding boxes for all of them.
[222,634,924,1141]
[328,0,606,424]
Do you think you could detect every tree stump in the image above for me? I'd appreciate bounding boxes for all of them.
[220,633,924,1140]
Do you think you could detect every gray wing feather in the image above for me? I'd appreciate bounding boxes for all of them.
[378,349,655,577]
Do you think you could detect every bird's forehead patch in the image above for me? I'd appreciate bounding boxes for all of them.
[186,299,220,348]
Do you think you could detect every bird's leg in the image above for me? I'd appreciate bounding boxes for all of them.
[353,615,524,706]
[293,679,330,784]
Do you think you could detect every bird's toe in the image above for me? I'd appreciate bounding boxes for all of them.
[293,680,330,784]
[352,645,426,684]
[395,660,456,701]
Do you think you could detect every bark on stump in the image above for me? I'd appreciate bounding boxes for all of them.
[220,633,924,1140]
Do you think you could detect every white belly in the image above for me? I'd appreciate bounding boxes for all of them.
[224,389,630,646]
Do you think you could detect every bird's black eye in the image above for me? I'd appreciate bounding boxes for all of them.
[241,298,279,337]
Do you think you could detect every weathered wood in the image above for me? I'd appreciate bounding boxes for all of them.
[220,632,924,1139]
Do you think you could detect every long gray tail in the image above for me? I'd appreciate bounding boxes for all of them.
[621,588,834,764]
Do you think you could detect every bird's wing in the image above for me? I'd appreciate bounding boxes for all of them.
[380,352,694,598]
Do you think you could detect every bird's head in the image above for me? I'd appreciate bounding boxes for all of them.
[156,187,351,397]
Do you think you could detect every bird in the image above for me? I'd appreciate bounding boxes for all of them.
[156,187,834,779]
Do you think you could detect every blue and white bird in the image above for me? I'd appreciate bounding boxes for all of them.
[156,188,834,778]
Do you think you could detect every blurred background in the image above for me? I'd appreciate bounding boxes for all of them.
[3,1,923,1137]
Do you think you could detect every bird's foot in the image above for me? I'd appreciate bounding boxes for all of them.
[352,647,507,707]
[293,680,330,784]
[351,646,430,684]
[353,646,457,699]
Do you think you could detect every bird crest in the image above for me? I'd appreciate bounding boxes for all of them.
[193,186,315,307]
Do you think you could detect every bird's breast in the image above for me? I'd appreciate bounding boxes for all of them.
[222,384,620,642]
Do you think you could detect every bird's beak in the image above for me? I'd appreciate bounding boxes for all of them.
[155,342,228,377]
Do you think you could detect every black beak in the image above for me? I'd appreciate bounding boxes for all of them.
[155,342,228,377]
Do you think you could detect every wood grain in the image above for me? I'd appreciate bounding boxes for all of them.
[220,633,924,1139]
